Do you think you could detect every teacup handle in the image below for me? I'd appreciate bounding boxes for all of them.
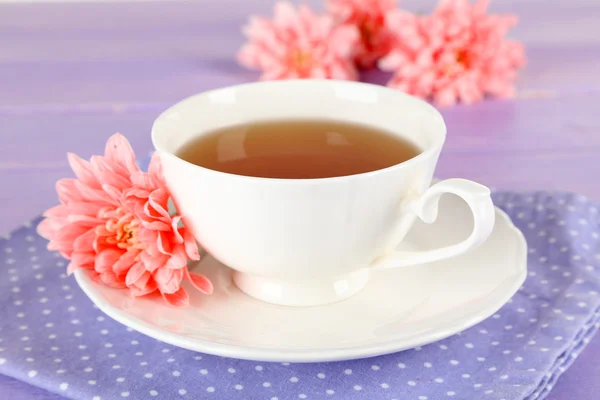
[372,179,496,269]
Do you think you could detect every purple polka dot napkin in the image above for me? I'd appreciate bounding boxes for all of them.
[0,191,599,400]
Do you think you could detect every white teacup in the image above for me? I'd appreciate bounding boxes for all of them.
[152,80,495,307]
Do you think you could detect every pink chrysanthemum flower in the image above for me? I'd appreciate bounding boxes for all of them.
[379,0,526,106]
[327,0,397,69]
[237,1,359,80]
[38,133,212,307]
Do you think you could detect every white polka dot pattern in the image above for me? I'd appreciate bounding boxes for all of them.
[0,193,599,399]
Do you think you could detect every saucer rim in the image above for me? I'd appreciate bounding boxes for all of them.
[75,207,527,363]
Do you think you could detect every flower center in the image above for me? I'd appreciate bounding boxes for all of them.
[291,49,313,75]
[104,208,142,251]
[359,18,376,45]
[442,49,472,77]
[456,50,471,68]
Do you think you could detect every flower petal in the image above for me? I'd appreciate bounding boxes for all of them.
[101,184,123,202]
[95,249,124,273]
[147,189,171,219]
[56,179,83,204]
[67,153,99,188]
[140,219,171,231]
[37,218,57,239]
[125,262,147,286]
[67,262,79,275]
[171,217,184,243]
[47,240,74,256]
[90,155,132,191]
[72,228,96,253]
[125,187,151,200]
[104,133,139,175]
[98,272,127,289]
[184,268,213,295]
[147,153,165,186]
[162,287,189,307]
[138,228,158,245]
[42,204,68,219]
[182,229,200,261]
[74,179,118,206]
[154,267,184,293]
[156,231,172,255]
[129,275,157,297]
[45,203,100,219]
[89,271,102,284]
[67,214,104,228]
[71,252,95,270]
[130,171,156,192]
[164,250,187,270]
[140,250,168,273]
[113,250,141,275]
[54,224,89,243]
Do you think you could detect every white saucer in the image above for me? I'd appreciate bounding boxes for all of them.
[75,194,527,363]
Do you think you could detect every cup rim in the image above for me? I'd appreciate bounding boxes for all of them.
[152,80,446,184]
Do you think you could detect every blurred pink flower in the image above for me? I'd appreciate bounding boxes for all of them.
[379,0,526,106]
[327,0,397,69]
[38,133,212,307]
[237,1,359,80]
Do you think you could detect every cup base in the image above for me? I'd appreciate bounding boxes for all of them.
[232,269,370,307]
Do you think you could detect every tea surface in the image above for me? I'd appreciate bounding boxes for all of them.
[175,119,421,179]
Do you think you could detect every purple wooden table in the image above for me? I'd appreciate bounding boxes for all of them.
[1,1,598,399]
